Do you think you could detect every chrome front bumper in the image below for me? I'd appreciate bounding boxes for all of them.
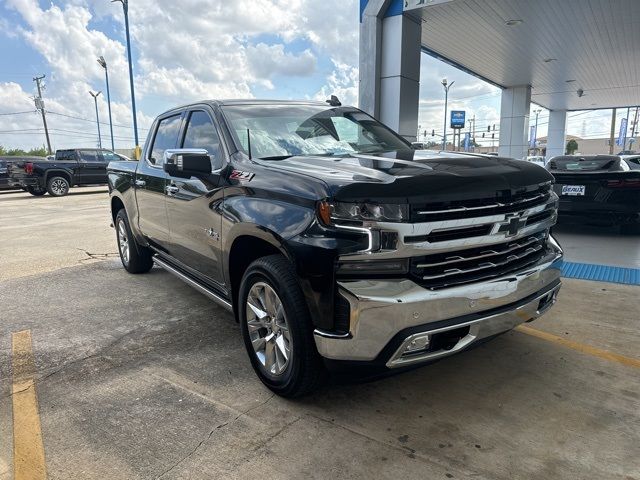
[313,239,563,366]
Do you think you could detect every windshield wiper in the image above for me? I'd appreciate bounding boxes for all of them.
[257,155,294,161]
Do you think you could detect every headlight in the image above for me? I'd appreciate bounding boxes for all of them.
[318,201,408,225]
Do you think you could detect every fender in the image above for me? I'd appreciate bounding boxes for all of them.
[222,220,297,282]
[221,196,339,330]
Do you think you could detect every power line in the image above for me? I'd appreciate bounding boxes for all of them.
[0,109,149,133]
[0,131,137,140]
[46,110,150,131]
[0,111,36,116]
[0,128,138,140]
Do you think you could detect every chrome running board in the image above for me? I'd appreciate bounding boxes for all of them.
[153,256,233,312]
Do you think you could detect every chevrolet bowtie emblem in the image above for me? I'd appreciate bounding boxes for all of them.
[205,228,220,241]
[499,214,527,237]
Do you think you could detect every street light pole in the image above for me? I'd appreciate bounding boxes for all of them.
[89,90,103,148]
[113,0,139,153]
[441,79,454,151]
[533,108,542,154]
[97,56,115,151]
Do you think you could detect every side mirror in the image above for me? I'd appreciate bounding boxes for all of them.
[163,149,212,175]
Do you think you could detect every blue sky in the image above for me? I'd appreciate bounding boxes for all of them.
[0,0,623,151]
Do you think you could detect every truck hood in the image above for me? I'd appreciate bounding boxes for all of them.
[254,150,554,203]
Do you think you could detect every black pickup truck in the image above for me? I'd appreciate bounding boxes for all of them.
[9,148,128,196]
[107,100,563,397]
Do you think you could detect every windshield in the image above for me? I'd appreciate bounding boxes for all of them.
[221,104,411,159]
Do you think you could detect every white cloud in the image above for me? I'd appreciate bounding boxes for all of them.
[314,60,358,106]
[246,44,316,82]
[1,0,361,150]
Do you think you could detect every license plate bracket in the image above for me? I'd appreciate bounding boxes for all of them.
[561,185,585,196]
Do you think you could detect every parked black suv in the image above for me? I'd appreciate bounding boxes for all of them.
[8,148,129,196]
[107,100,563,397]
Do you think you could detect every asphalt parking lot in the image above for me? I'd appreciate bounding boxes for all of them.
[1,188,639,480]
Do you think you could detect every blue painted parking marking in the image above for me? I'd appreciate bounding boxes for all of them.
[561,261,640,285]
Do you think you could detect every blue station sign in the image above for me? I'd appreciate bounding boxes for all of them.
[450,110,465,129]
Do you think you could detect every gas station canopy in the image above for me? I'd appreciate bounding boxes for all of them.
[409,0,640,110]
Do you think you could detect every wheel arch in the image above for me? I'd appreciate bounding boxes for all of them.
[111,196,125,223]
[225,226,293,321]
[44,169,72,186]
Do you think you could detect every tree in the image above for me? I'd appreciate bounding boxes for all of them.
[27,146,48,157]
[566,139,579,155]
[0,145,48,157]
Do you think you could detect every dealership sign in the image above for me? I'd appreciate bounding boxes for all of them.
[450,111,465,129]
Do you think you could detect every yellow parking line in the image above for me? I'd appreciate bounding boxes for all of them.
[11,330,47,480]
[516,325,640,369]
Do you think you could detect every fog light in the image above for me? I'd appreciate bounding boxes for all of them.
[403,333,430,354]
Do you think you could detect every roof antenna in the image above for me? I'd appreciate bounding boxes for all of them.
[246,128,252,160]
[326,95,342,107]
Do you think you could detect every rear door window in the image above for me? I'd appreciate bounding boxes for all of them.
[56,150,76,161]
[79,150,100,162]
[149,115,182,165]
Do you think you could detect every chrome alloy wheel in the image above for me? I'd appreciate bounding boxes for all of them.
[50,178,68,195]
[117,219,130,265]
[245,282,292,376]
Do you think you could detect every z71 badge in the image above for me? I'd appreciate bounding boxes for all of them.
[230,170,255,181]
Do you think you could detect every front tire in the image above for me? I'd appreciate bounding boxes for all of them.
[239,254,325,397]
[27,185,46,196]
[46,176,70,197]
[115,209,154,273]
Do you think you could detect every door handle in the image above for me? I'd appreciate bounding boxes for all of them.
[134,179,146,187]
[165,185,180,195]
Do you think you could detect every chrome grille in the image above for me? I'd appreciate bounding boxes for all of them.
[411,184,552,222]
[410,232,548,289]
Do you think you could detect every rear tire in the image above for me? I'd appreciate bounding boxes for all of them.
[115,209,154,273]
[27,186,46,196]
[46,176,70,197]
[239,254,325,397]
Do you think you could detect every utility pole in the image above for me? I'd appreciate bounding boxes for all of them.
[472,115,476,151]
[33,75,52,154]
[609,108,617,155]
